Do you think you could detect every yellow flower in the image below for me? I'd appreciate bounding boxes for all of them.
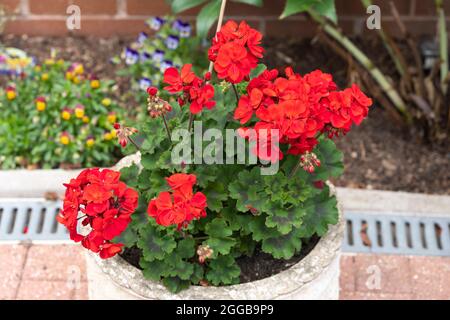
[107,112,117,124]
[82,116,90,123]
[110,129,117,138]
[34,65,42,72]
[86,138,95,147]
[74,107,84,119]
[104,132,113,141]
[57,59,65,66]
[45,59,55,65]
[36,101,46,112]
[61,110,71,121]
[73,76,81,84]
[6,90,16,101]
[101,98,111,107]
[90,79,100,89]
[74,64,84,75]
[66,71,74,80]
[60,134,70,145]
[41,73,49,81]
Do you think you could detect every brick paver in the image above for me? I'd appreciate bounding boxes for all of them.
[340,253,450,300]
[1,244,449,300]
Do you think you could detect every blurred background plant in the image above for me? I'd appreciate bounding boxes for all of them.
[0,52,125,169]
[112,15,208,119]
[0,3,34,77]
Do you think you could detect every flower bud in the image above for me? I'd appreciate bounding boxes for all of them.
[147,86,158,96]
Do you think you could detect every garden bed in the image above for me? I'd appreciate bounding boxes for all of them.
[1,34,448,195]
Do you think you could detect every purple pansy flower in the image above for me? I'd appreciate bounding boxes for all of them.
[165,35,180,50]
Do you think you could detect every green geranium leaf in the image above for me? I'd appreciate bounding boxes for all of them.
[175,237,196,259]
[302,186,339,237]
[205,218,232,238]
[263,201,306,235]
[205,237,236,257]
[250,64,267,79]
[137,223,177,261]
[262,228,303,259]
[202,182,228,212]
[206,255,241,286]
[229,167,266,213]
[162,276,191,293]
[231,0,263,6]
[141,259,169,281]
[247,215,280,241]
[313,138,344,180]
[119,163,139,187]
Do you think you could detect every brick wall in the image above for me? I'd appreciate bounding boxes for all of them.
[1,0,449,37]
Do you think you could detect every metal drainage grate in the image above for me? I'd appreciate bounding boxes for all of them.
[1,199,449,257]
[0,199,67,241]
[343,212,450,257]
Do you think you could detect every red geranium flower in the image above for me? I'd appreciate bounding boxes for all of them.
[209,20,264,84]
[163,64,196,93]
[147,173,207,229]
[57,168,138,259]
[235,67,372,165]
[163,64,216,115]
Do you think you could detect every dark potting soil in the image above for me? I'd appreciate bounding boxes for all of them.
[120,235,320,284]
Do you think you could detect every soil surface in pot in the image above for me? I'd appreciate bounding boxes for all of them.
[120,235,320,284]
[2,34,448,195]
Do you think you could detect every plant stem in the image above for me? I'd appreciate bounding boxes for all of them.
[187,113,194,132]
[232,83,240,102]
[127,136,140,150]
[436,0,448,94]
[360,0,409,80]
[162,114,172,143]
[308,9,410,121]
[208,0,228,74]
[288,157,303,179]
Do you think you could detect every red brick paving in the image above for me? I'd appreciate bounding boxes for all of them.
[0,245,449,300]
[340,253,450,300]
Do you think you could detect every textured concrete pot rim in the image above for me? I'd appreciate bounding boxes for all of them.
[89,153,344,299]
[91,212,343,300]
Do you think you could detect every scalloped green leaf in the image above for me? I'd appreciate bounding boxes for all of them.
[202,182,228,212]
[162,276,191,293]
[206,255,241,286]
[262,228,303,259]
[263,201,306,235]
[137,224,177,261]
[247,215,280,241]
[229,167,266,212]
[302,186,339,237]
[205,218,232,238]
[313,138,344,180]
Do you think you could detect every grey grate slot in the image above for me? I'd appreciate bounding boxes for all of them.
[0,200,68,241]
[343,212,450,257]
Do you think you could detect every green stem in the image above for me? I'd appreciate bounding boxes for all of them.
[162,114,172,143]
[360,0,408,78]
[436,0,448,94]
[232,83,240,102]
[309,10,410,121]
[127,136,140,151]
[187,113,194,132]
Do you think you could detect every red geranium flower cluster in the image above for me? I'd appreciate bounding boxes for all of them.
[163,64,215,114]
[57,168,138,259]
[208,20,264,84]
[236,67,372,163]
[147,173,207,229]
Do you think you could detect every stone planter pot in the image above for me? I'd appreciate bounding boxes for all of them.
[0,168,82,198]
[85,153,345,300]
